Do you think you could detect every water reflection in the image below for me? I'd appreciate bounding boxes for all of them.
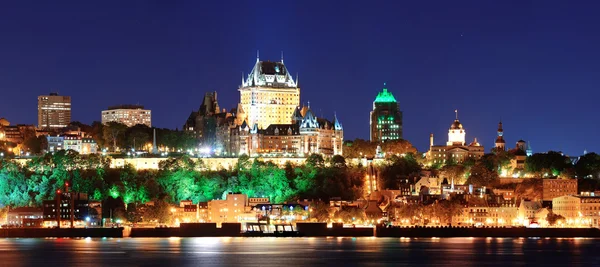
[0,237,597,266]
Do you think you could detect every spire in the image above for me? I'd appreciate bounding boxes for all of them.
[333,112,343,131]
[241,72,245,86]
[256,50,260,63]
[295,73,299,87]
[281,51,284,63]
[308,100,310,109]
[152,128,158,154]
[455,109,458,120]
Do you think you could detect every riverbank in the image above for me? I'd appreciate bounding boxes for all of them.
[2,224,600,238]
[0,227,124,238]
[375,226,600,237]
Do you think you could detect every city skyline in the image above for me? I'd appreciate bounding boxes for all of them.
[1,1,599,156]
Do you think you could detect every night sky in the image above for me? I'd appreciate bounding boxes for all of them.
[1,1,599,156]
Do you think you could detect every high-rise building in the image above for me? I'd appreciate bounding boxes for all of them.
[239,54,300,129]
[101,104,151,127]
[370,83,403,142]
[38,93,71,129]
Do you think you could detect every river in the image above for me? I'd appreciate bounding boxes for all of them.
[0,237,598,266]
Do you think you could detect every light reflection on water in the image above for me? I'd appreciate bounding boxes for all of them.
[0,237,598,266]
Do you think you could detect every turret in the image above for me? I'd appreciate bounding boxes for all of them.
[429,133,434,148]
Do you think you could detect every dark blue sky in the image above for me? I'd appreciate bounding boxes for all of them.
[1,1,599,156]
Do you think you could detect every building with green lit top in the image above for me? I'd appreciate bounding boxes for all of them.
[370,83,403,142]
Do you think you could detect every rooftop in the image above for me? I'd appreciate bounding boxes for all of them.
[107,104,145,110]
[374,83,397,103]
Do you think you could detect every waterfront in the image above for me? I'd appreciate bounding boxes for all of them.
[0,237,599,266]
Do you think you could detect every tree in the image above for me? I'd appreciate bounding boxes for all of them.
[144,198,172,224]
[103,122,127,151]
[306,153,325,168]
[309,202,331,222]
[575,153,600,179]
[546,212,565,226]
[439,164,467,185]
[330,155,346,168]
[526,151,571,176]
[434,200,464,225]
[467,162,499,187]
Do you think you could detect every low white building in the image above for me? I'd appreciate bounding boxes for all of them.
[102,104,151,127]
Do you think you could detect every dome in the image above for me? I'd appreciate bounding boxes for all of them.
[469,138,481,147]
[450,119,463,130]
[495,136,506,143]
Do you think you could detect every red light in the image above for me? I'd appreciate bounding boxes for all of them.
[57,190,61,194]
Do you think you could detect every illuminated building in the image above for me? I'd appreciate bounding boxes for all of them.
[208,193,248,225]
[43,192,89,228]
[6,207,43,227]
[239,54,299,129]
[183,92,227,146]
[552,195,600,227]
[101,104,151,127]
[185,54,342,157]
[47,134,98,154]
[427,110,484,164]
[232,105,343,157]
[542,179,577,201]
[517,199,542,226]
[370,83,403,142]
[38,93,71,129]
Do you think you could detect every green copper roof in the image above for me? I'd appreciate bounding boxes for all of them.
[374,83,397,103]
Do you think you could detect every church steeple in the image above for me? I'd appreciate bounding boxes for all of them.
[495,121,506,151]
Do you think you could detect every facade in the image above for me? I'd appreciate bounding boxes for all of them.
[48,135,97,154]
[208,193,248,224]
[517,199,542,225]
[427,111,485,164]
[38,93,71,129]
[229,106,343,157]
[6,207,44,227]
[101,104,151,127]
[0,124,36,144]
[370,83,403,142]
[183,92,226,147]
[542,179,578,201]
[239,56,300,129]
[453,205,518,226]
[43,192,89,228]
[552,195,600,227]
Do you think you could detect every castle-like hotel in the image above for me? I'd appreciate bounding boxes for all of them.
[184,54,343,157]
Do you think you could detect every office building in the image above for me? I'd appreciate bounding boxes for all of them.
[38,93,71,129]
[101,104,151,127]
[370,83,403,142]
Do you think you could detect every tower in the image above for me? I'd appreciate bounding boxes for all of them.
[239,54,299,129]
[447,110,466,146]
[526,142,533,156]
[495,121,506,151]
[370,83,403,142]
